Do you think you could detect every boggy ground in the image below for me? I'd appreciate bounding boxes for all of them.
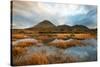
[12,36,97,66]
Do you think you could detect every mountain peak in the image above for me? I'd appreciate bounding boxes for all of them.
[72,25,88,29]
[34,20,56,28]
[39,20,54,25]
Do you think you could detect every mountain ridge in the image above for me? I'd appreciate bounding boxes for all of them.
[12,20,97,33]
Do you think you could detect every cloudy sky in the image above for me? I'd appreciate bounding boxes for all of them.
[12,1,97,29]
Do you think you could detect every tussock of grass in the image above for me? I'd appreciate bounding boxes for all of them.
[12,52,49,66]
[13,41,36,48]
[12,34,28,39]
[48,40,82,48]
[12,45,79,66]
[12,47,27,56]
[12,38,96,66]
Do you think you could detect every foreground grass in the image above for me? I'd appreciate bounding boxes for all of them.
[12,38,97,66]
[12,45,78,66]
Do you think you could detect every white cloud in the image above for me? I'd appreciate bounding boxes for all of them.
[12,1,97,29]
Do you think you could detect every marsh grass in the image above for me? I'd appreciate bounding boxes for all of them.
[48,40,85,48]
[13,41,37,48]
[12,44,79,66]
[12,38,96,66]
[12,47,27,56]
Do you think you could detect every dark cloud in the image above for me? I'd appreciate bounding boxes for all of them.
[66,5,97,28]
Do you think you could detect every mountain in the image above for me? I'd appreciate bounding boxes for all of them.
[12,20,96,34]
[90,28,97,34]
[34,20,56,28]
[26,20,57,32]
[71,25,90,33]
[56,25,71,32]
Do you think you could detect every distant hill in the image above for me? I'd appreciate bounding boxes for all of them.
[34,20,56,28]
[26,20,57,32]
[56,25,71,33]
[12,20,97,34]
[71,25,90,33]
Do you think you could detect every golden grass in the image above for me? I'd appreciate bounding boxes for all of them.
[13,52,49,66]
[13,51,78,66]
[12,34,28,39]
[73,34,94,39]
[12,47,27,56]
[13,41,37,48]
[48,40,83,48]
[37,37,49,43]
[12,46,79,66]
[29,52,49,65]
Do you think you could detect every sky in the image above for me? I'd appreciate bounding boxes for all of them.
[12,1,97,29]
